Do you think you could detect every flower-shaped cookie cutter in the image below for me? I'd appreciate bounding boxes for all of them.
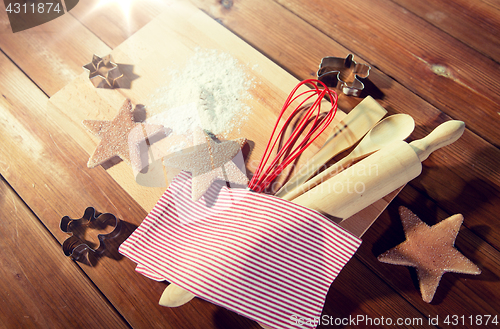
[60,207,122,265]
[317,54,371,96]
[83,54,123,88]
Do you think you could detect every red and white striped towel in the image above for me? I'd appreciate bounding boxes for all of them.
[119,171,361,329]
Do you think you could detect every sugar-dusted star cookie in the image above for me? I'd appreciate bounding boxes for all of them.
[164,129,248,201]
[83,99,165,170]
[378,206,481,303]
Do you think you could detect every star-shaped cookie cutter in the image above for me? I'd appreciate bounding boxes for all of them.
[60,207,122,265]
[317,54,371,96]
[83,54,123,88]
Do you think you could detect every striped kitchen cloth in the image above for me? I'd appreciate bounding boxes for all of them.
[119,171,361,329]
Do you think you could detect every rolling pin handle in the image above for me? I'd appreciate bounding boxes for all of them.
[409,120,465,162]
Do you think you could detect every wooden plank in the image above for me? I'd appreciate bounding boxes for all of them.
[0,49,244,329]
[0,49,423,329]
[0,1,111,97]
[0,0,167,98]
[275,0,500,147]
[186,0,500,319]
[46,4,419,319]
[205,0,500,149]
[0,2,424,326]
[68,0,172,49]
[357,185,500,318]
[46,0,394,216]
[190,0,500,257]
[0,176,129,329]
[324,257,433,328]
[1,0,497,327]
[391,0,500,62]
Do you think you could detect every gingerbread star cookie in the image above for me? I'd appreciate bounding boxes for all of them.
[164,130,248,201]
[83,99,165,169]
[378,206,481,303]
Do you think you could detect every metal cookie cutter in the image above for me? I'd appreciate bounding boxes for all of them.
[317,54,371,96]
[60,207,121,265]
[83,54,123,88]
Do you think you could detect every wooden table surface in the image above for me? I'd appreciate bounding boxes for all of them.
[1,0,499,328]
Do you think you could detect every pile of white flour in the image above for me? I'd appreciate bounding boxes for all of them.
[147,48,254,138]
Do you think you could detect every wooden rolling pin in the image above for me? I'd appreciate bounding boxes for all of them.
[292,120,465,219]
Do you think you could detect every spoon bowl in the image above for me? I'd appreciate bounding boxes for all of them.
[351,113,415,159]
[275,96,387,197]
[282,113,415,201]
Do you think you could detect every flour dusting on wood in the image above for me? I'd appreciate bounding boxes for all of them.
[147,48,254,138]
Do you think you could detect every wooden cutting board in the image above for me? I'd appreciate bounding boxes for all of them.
[46,0,397,237]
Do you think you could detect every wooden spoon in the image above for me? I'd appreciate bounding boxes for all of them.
[159,283,195,307]
[282,113,415,201]
[293,120,465,220]
[275,96,387,198]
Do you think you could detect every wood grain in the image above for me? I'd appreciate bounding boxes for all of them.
[0,0,499,327]
[193,0,500,147]
[46,1,375,212]
[191,0,500,256]
[276,0,500,148]
[47,3,418,317]
[0,1,431,326]
[391,0,500,62]
[0,49,231,329]
[0,176,128,329]
[68,0,172,49]
[294,141,422,219]
[323,257,433,328]
[0,48,425,328]
[0,1,110,96]
[357,185,500,318]
[0,10,413,328]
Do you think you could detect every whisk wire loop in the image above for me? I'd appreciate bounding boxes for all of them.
[248,79,338,193]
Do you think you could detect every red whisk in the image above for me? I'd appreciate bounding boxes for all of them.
[248,79,338,193]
